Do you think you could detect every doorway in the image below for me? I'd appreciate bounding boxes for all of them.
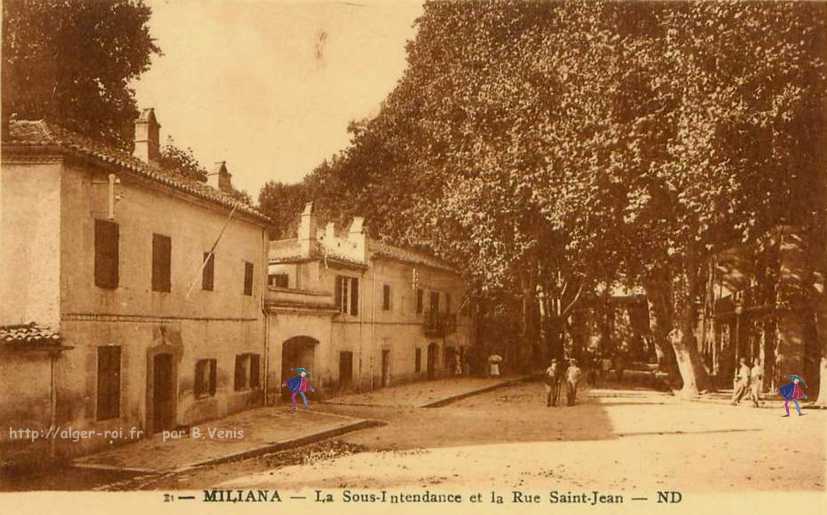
[281,336,318,400]
[152,353,175,433]
[381,349,391,387]
[339,351,353,389]
[427,342,438,380]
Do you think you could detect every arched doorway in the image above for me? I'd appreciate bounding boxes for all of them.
[281,336,319,400]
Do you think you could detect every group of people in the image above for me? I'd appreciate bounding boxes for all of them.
[543,358,583,407]
[730,356,764,408]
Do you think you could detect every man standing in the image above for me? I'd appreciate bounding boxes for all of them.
[566,359,582,406]
[779,374,808,417]
[731,357,751,405]
[544,358,563,407]
[747,358,763,408]
[488,352,503,377]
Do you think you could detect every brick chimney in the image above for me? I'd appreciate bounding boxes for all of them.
[298,202,317,256]
[347,217,366,262]
[133,108,160,164]
[207,161,233,193]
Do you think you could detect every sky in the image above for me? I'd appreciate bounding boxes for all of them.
[134,0,424,197]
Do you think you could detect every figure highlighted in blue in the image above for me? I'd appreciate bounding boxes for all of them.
[778,374,808,417]
[284,367,316,412]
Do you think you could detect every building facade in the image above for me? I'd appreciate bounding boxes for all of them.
[0,110,270,465]
[265,203,474,400]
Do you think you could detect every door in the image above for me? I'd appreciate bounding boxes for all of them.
[339,351,353,389]
[152,353,175,433]
[427,343,438,380]
[381,350,391,387]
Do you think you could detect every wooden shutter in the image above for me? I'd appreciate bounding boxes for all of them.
[194,360,205,396]
[383,284,391,310]
[415,348,422,373]
[430,291,439,313]
[234,355,246,390]
[152,234,171,292]
[335,276,343,312]
[97,346,121,420]
[243,262,254,296]
[202,252,214,291]
[94,219,119,289]
[416,289,423,313]
[350,277,359,316]
[209,359,217,396]
[249,354,261,388]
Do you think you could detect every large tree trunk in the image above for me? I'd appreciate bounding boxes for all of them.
[645,266,712,398]
[644,278,679,379]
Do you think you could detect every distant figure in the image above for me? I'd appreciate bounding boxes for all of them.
[747,358,763,408]
[731,357,750,406]
[544,358,563,407]
[488,353,503,377]
[454,353,463,376]
[284,367,315,412]
[565,359,582,406]
[779,374,808,417]
[586,351,599,387]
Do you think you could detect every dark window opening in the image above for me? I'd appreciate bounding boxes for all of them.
[152,233,171,292]
[97,346,121,420]
[268,273,289,288]
[243,261,254,296]
[416,288,423,314]
[382,284,391,311]
[94,219,119,289]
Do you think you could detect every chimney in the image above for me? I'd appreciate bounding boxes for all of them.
[133,108,161,164]
[347,217,366,261]
[324,222,336,242]
[298,202,316,256]
[207,161,233,193]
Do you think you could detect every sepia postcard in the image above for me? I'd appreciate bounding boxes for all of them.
[0,1,824,514]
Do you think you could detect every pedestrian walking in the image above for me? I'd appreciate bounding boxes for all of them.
[543,358,563,407]
[731,357,750,405]
[566,358,582,406]
[283,367,315,412]
[779,374,808,417]
[454,353,463,376]
[747,358,763,408]
[488,352,503,377]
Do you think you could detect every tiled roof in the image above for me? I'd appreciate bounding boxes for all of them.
[0,322,62,347]
[367,239,456,273]
[3,120,271,225]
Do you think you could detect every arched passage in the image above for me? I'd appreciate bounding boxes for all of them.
[281,336,319,399]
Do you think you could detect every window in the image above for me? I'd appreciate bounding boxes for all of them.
[152,233,171,292]
[243,261,254,296]
[234,353,261,390]
[202,252,215,291]
[94,219,119,289]
[335,276,359,315]
[446,293,452,314]
[416,288,424,314]
[430,291,440,313]
[194,359,217,398]
[268,273,289,288]
[97,346,121,420]
[382,284,391,311]
[415,348,422,373]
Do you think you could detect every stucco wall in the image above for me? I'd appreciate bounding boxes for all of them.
[0,159,62,327]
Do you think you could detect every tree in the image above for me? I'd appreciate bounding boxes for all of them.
[2,0,161,148]
[159,136,208,182]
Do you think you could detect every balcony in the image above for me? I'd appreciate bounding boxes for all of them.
[424,311,457,337]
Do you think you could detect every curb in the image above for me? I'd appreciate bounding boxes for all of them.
[421,376,533,408]
[74,417,385,478]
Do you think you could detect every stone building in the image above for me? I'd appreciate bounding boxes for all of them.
[265,203,474,400]
[0,110,270,465]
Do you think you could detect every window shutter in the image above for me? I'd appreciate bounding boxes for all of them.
[202,252,214,291]
[416,289,423,313]
[350,277,359,316]
[194,361,204,396]
[335,276,343,311]
[243,262,254,296]
[234,355,246,390]
[94,219,119,289]
[209,359,217,396]
[152,234,171,292]
[383,284,391,310]
[250,354,260,388]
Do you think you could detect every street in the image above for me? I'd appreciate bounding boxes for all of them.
[105,379,824,493]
